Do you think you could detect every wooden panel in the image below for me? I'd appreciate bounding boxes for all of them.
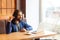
[0,0,2,15]
[2,0,6,8]
[2,9,6,15]
[11,9,14,15]
[0,0,2,8]
[0,9,2,15]
[12,0,15,8]
[0,16,7,20]
[0,0,16,20]
[7,9,12,16]
[7,0,11,8]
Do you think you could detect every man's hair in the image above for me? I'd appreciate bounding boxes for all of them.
[13,9,19,18]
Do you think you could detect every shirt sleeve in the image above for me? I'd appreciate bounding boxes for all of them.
[22,21,33,31]
[6,22,12,34]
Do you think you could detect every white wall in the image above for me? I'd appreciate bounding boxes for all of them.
[26,0,39,31]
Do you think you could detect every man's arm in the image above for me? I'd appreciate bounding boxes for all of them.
[6,22,12,34]
[23,22,33,31]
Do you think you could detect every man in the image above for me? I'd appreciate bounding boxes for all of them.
[6,10,32,34]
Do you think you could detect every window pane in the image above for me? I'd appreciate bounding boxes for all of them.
[0,0,2,8]
[7,9,12,16]
[12,0,15,8]
[11,9,14,15]
[2,0,6,8]
[0,9,2,15]
[2,9,6,15]
[7,0,11,8]
[0,0,15,20]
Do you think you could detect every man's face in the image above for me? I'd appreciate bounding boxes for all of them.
[17,12,23,20]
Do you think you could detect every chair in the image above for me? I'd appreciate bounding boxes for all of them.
[0,20,6,33]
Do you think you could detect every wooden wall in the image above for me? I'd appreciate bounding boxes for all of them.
[0,0,16,34]
[0,0,16,20]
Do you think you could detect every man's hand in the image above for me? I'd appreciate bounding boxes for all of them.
[7,16,14,22]
[20,28,26,32]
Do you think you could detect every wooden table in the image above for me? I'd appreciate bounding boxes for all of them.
[0,31,57,40]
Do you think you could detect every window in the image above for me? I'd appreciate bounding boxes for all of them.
[0,0,16,20]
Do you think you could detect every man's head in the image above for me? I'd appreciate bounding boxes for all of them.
[13,10,23,20]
